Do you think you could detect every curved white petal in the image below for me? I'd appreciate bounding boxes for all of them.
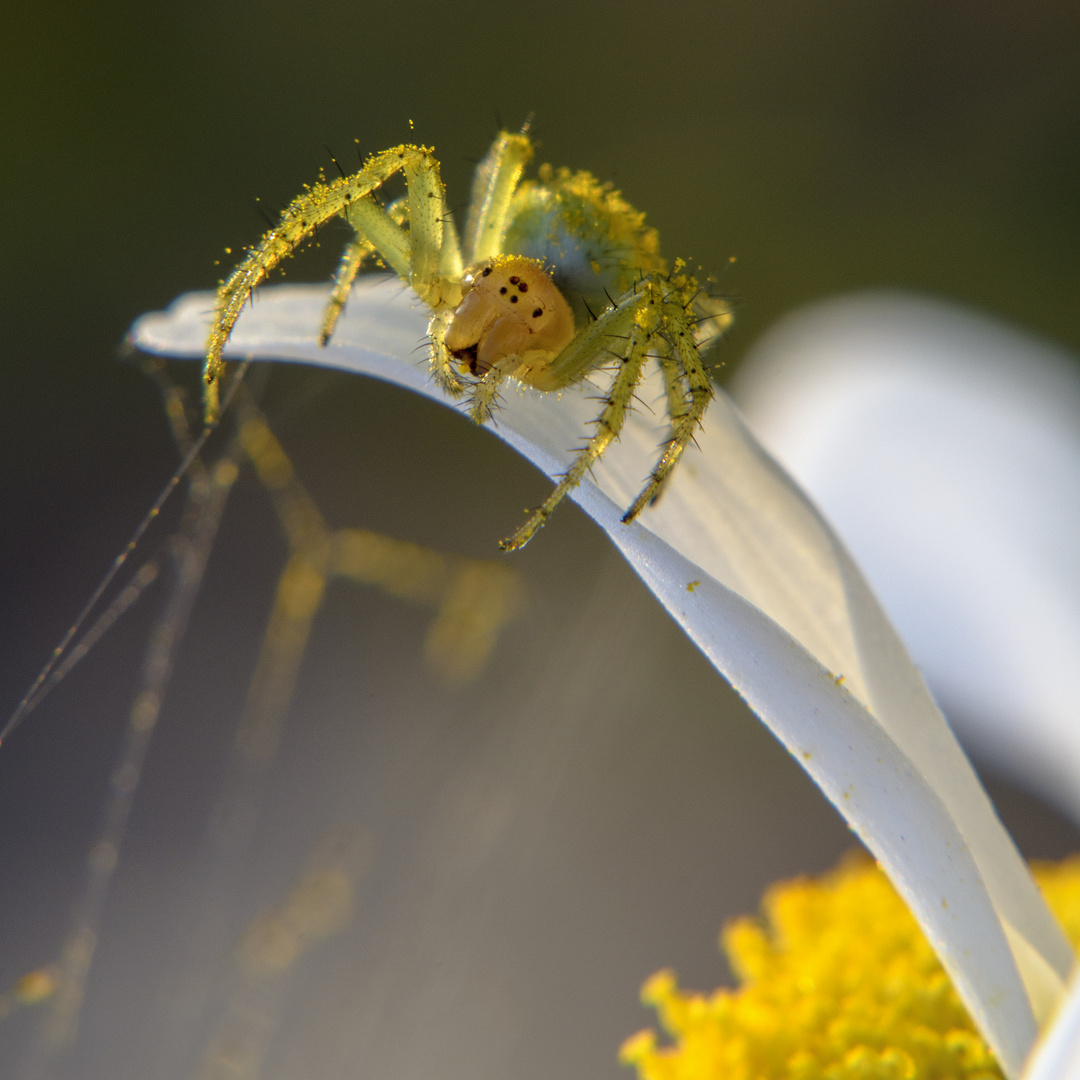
[732,293,1080,826]
[130,279,1074,1077]
[1026,973,1080,1080]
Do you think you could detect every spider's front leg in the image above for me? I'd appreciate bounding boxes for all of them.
[343,193,468,397]
[203,145,462,422]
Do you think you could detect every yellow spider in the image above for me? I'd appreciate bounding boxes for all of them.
[203,126,732,550]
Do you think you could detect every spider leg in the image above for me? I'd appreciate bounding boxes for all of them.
[621,294,714,522]
[537,277,652,388]
[464,131,534,263]
[500,295,657,551]
[204,145,455,421]
[657,343,692,431]
[438,208,464,282]
[649,344,692,507]
[324,196,464,399]
[343,194,411,277]
[426,309,467,396]
[318,235,373,346]
[320,193,408,349]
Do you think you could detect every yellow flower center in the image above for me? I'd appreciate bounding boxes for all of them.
[621,854,1080,1080]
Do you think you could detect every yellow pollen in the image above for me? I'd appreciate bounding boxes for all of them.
[620,853,1080,1080]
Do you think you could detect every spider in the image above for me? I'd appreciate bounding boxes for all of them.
[203,126,732,550]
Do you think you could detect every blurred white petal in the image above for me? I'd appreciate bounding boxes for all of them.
[732,293,1080,826]
[131,280,1073,1077]
[1027,972,1080,1080]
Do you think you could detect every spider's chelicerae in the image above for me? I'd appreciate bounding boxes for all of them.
[203,128,732,550]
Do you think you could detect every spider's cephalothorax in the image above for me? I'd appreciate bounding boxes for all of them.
[203,130,731,550]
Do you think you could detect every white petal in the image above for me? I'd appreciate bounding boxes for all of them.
[733,293,1080,826]
[131,280,1073,1077]
[1026,973,1080,1080]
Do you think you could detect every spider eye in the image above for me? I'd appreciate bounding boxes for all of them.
[499,286,507,294]
[481,267,492,277]
[532,307,543,318]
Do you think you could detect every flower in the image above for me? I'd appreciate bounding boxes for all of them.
[621,856,1080,1080]
[131,279,1074,1078]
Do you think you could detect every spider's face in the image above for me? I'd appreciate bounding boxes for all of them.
[444,256,575,381]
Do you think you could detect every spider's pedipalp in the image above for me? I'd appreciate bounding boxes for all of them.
[427,309,468,397]
[469,367,509,426]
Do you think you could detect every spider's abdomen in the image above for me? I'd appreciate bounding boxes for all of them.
[444,256,575,386]
[502,165,666,326]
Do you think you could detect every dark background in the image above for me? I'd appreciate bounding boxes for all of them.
[1,2,1079,1079]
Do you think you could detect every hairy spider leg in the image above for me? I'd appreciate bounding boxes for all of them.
[632,290,729,509]
[337,194,468,396]
[204,145,460,421]
[656,345,694,463]
[317,190,467,390]
[499,279,663,551]
[464,131,534,264]
[318,236,374,347]
[426,307,468,396]
[342,194,413,278]
[621,293,715,521]
[437,210,464,281]
[423,196,467,393]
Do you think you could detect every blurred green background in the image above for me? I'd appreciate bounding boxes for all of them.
[1,2,1079,1078]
